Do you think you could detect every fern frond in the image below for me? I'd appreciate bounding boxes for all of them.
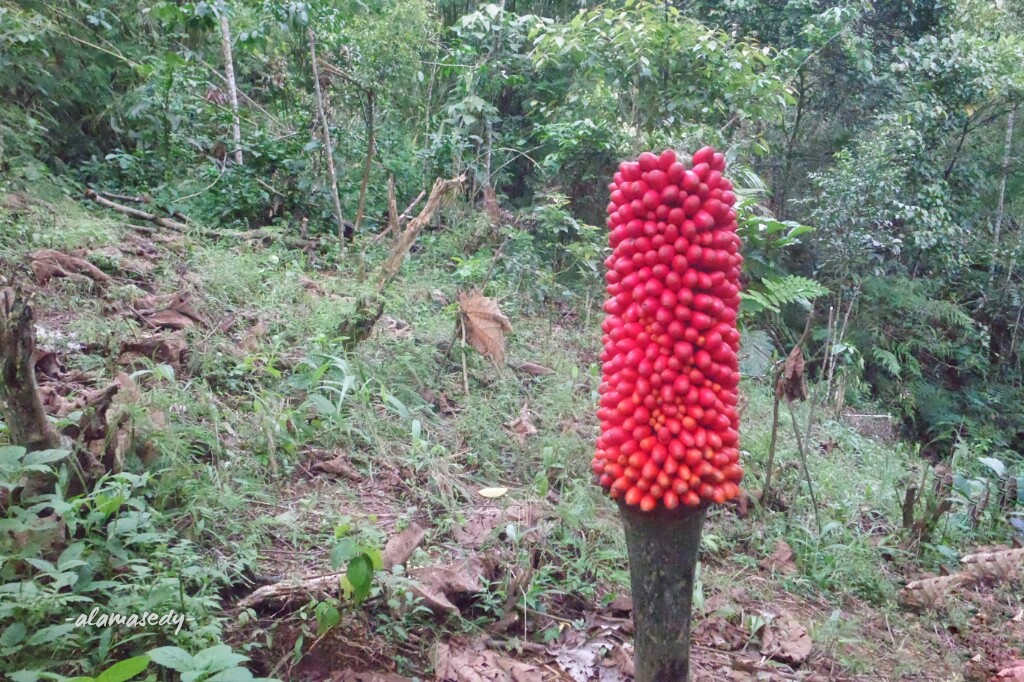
[741,275,829,313]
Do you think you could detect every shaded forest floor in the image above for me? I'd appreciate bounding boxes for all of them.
[1,187,1022,681]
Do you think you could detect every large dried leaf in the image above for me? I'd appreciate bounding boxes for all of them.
[311,452,363,481]
[434,639,545,682]
[28,249,111,286]
[452,503,548,550]
[459,290,512,366]
[333,672,412,682]
[760,615,812,665]
[118,334,188,366]
[776,344,807,402]
[995,661,1024,681]
[381,523,426,569]
[408,558,484,617]
[505,404,537,445]
[759,540,797,574]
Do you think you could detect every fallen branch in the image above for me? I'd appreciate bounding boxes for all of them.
[98,190,150,204]
[85,190,189,232]
[238,572,343,609]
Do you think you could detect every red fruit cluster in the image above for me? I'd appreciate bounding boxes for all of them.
[592,146,743,512]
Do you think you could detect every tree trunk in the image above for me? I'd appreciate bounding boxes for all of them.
[0,288,63,454]
[991,107,1016,277]
[308,28,347,254]
[218,5,243,166]
[354,89,375,233]
[619,502,707,682]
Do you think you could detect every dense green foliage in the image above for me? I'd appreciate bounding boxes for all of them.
[1,0,1023,678]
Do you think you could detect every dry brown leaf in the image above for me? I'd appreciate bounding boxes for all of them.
[994,661,1024,681]
[80,246,154,276]
[332,671,412,682]
[381,523,426,569]
[760,615,812,665]
[407,558,484,617]
[242,318,269,352]
[516,362,554,376]
[459,290,512,366]
[759,540,797,574]
[452,503,547,549]
[28,249,111,286]
[118,334,188,366]
[311,453,363,481]
[145,309,196,330]
[776,345,807,402]
[298,274,324,295]
[506,404,537,445]
[434,639,544,682]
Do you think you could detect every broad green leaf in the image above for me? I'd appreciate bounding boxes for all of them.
[147,646,195,672]
[207,668,255,682]
[978,457,1006,478]
[330,539,358,570]
[23,449,71,466]
[347,554,374,604]
[95,655,151,682]
[1,622,27,647]
[192,644,248,673]
[26,623,75,647]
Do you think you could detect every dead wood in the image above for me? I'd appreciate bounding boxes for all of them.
[0,288,64,454]
[85,189,190,232]
[337,174,465,348]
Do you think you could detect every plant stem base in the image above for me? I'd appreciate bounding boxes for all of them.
[618,501,708,682]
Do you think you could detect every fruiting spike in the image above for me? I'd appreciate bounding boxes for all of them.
[593,147,743,511]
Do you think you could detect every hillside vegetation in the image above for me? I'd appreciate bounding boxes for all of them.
[1,1,1023,681]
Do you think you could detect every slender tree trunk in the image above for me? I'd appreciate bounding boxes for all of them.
[354,89,376,233]
[308,29,347,254]
[991,107,1016,277]
[218,5,243,165]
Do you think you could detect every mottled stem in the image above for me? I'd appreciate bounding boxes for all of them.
[619,502,707,682]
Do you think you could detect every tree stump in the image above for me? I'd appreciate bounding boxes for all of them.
[0,288,62,453]
[619,501,708,682]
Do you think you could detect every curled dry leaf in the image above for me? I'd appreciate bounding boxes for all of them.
[994,661,1024,681]
[759,540,797,574]
[119,334,188,366]
[28,249,111,286]
[516,361,554,376]
[381,523,426,569]
[459,290,512,366]
[760,615,812,665]
[407,558,485,617]
[506,404,537,445]
[311,452,363,481]
[776,344,807,402]
[434,638,544,682]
